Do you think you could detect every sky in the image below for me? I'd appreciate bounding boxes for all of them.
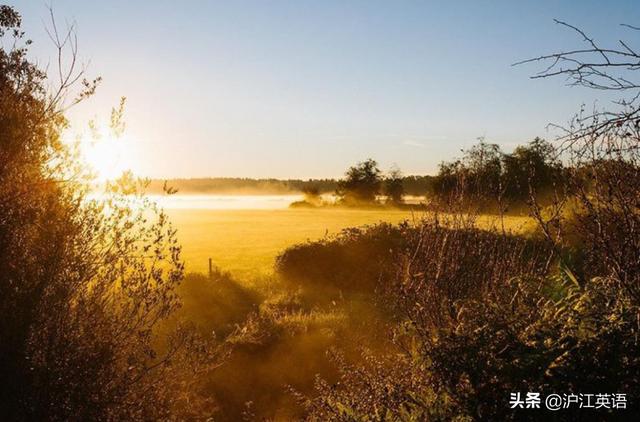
[8,0,640,178]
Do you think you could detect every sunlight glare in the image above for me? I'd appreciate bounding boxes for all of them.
[80,123,137,182]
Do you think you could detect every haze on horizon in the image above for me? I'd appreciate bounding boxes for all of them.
[10,0,638,179]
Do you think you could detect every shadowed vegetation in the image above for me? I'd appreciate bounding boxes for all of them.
[1,5,639,421]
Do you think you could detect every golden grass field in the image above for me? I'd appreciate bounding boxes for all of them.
[166,207,532,278]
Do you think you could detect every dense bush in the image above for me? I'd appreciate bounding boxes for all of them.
[276,222,414,296]
[297,216,640,420]
[304,273,640,420]
[420,275,640,420]
[0,8,225,419]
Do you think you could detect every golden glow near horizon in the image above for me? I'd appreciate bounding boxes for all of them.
[77,122,139,182]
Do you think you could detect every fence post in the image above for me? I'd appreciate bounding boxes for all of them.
[208,258,213,278]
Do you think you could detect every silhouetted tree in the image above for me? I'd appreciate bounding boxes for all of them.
[463,138,503,197]
[502,137,560,201]
[336,159,382,204]
[401,175,436,197]
[301,184,322,206]
[432,137,560,212]
[432,139,503,210]
[384,165,404,205]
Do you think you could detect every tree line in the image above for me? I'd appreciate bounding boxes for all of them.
[146,175,436,197]
[329,136,560,209]
[147,138,560,209]
[431,137,561,211]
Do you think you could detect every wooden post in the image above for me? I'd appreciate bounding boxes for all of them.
[208,258,213,278]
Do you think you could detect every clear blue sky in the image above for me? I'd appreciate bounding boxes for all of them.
[9,1,640,178]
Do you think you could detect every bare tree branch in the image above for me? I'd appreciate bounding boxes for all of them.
[513,19,640,92]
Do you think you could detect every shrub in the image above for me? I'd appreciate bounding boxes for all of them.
[275,222,414,296]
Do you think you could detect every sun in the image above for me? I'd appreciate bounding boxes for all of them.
[80,124,137,182]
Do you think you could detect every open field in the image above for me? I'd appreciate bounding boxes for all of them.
[167,207,533,278]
